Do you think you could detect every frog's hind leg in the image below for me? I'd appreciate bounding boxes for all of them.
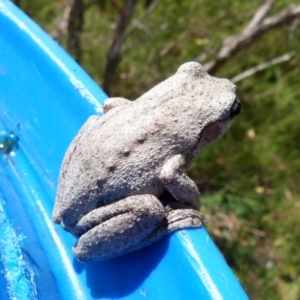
[126,202,205,255]
[72,194,165,261]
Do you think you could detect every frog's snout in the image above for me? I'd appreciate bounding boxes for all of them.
[230,98,241,119]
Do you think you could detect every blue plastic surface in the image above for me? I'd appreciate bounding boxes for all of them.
[0,1,249,299]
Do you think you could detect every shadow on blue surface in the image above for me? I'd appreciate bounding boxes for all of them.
[74,237,170,298]
[0,0,248,299]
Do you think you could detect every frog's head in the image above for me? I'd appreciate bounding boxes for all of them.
[176,62,241,151]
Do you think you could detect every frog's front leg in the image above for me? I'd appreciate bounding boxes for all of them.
[72,194,164,261]
[160,154,200,210]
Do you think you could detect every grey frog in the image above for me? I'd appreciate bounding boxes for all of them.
[53,62,241,261]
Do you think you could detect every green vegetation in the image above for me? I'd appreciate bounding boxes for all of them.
[13,0,300,298]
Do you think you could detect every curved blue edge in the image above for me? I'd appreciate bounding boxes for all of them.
[0,1,249,299]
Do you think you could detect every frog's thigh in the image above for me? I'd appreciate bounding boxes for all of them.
[73,195,164,261]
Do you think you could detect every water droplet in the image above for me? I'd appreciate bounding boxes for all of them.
[0,129,19,155]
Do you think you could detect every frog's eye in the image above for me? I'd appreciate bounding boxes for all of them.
[230,98,241,119]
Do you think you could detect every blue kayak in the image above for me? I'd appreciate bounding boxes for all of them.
[0,1,248,299]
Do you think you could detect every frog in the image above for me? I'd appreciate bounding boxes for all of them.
[53,61,241,261]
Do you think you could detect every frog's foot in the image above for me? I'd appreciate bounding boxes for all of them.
[151,203,204,238]
[164,202,208,226]
[72,194,165,261]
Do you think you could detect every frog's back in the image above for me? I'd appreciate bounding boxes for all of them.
[58,106,169,218]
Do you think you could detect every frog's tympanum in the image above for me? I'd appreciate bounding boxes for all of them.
[53,62,241,261]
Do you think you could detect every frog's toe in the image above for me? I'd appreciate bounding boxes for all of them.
[165,208,205,230]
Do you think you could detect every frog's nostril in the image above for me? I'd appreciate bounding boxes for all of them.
[230,98,241,119]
